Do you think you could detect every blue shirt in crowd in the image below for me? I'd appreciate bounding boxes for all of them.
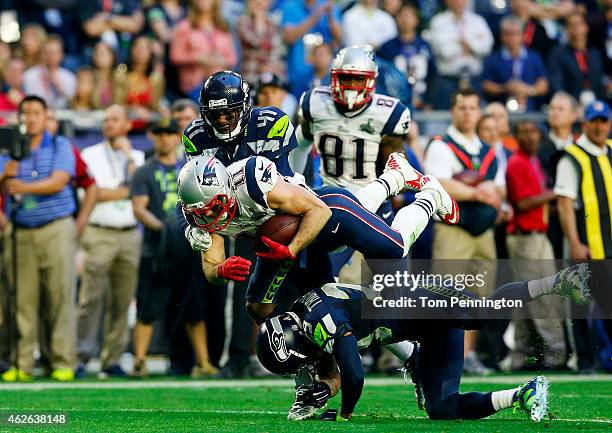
[482,47,547,111]
[0,131,76,227]
[281,0,341,98]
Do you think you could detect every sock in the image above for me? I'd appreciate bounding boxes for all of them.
[527,274,557,299]
[488,281,533,304]
[391,194,436,257]
[384,341,415,363]
[490,388,520,411]
[354,176,397,213]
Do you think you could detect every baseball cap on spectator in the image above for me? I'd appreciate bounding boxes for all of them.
[584,100,611,122]
[149,118,180,134]
[255,73,288,95]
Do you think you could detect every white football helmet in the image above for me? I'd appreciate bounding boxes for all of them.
[330,45,378,111]
[177,156,237,233]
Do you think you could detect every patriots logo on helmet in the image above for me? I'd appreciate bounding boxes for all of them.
[261,163,273,184]
[199,157,220,186]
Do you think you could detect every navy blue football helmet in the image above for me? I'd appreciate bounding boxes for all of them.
[256,313,317,376]
[199,71,252,141]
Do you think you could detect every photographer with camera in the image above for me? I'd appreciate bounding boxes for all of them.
[0,95,77,382]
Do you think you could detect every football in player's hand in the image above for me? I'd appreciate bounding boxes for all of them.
[254,214,301,252]
[453,170,485,187]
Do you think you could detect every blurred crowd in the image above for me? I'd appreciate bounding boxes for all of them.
[0,0,609,118]
[0,0,610,381]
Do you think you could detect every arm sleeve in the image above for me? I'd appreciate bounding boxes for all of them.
[506,160,532,204]
[554,155,579,200]
[428,16,462,61]
[129,166,149,197]
[467,16,494,57]
[423,140,455,179]
[334,334,364,415]
[272,152,294,177]
[53,139,76,177]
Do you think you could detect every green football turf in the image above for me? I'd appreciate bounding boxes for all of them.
[0,374,610,432]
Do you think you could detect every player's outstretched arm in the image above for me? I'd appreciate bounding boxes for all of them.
[202,234,252,284]
[266,180,331,257]
[333,333,364,420]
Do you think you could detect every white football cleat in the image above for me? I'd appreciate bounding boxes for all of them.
[418,175,460,225]
[384,152,424,192]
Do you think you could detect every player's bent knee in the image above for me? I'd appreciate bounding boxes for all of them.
[426,395,461,420]
[246,302,276,325]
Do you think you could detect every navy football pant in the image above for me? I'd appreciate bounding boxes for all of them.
[246,187,405,306]
[420,326,496,420]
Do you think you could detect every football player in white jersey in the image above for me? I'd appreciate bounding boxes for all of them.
[292,45,412,197]
[291,45,414,277]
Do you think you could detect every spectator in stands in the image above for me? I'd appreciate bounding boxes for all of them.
[555,100,612,372]
[482,15,549,112]
[308,42,333,88]
[478,113,510,183]
[145,0,185,48]
[428,0,493,109]
[47,109,98,239]
[91,41,117,109]
[16,23,47,69]
[0,58,26,117]
[548,12,606,106]
[131,119,219,378]
[171,98,199,131]
[509,0,555,60]
[539,91,578,184]
[342,0,398,49]
[0,95,77,382]
[79,0,145,62]
[23,35,76,110]
[71,67,96,111]
[237,0,286,86]
[170,0,238,101]
[383,0,402,16]
[378,2,437,109]
[114,36,165,121]
[484,102,519,153]
[281,0,342,97]
[255,73,298,118]
[504,120,565,371]
[0,42,11,82]
[538,91,578,258]
[77,104,144,378]
[424,88,505,375]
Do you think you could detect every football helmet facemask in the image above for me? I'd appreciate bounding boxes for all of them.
[177,156,238,233]
[330,45,378,111]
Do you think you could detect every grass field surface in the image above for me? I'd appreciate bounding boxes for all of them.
[0,374,609,432]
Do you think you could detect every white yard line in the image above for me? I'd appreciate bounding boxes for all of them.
[0,374,610,391]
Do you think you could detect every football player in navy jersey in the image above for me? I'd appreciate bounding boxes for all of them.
[256,264,591,423]
[178,71,300,252]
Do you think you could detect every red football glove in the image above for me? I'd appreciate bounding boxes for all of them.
[216,256,252,281]
[255,236,296,262]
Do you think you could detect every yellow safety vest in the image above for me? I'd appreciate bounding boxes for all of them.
[564,140,612,259]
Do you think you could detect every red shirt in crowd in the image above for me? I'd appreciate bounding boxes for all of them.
[506,150,549,234]
[72,145,95,190]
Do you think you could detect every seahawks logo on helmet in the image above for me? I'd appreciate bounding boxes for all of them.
[270,329,290,362]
